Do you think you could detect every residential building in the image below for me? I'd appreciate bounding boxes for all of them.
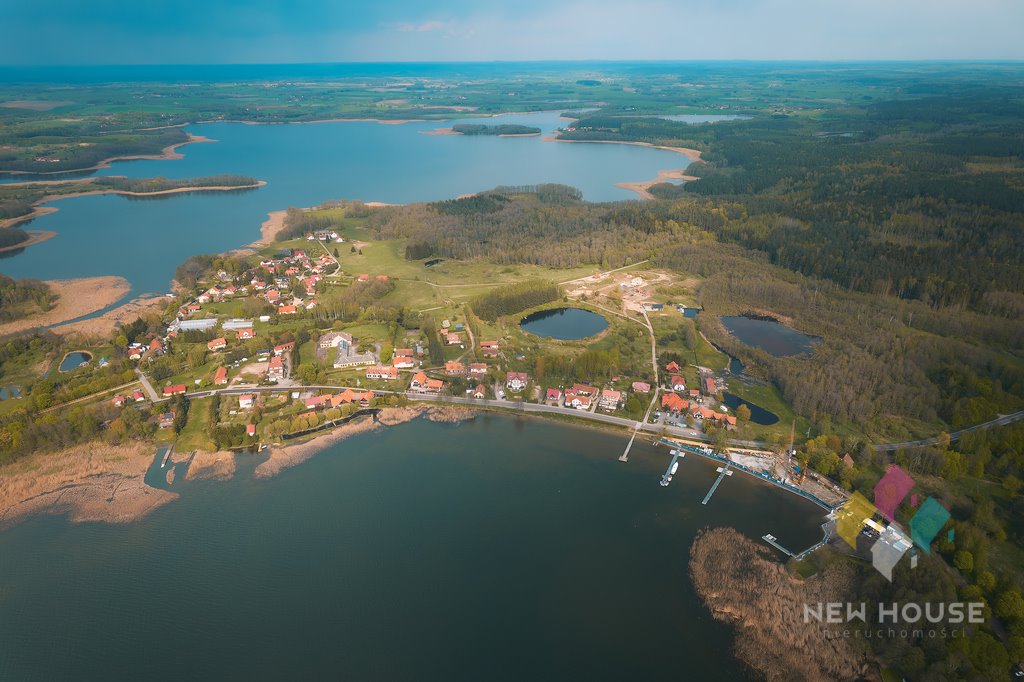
[208,337,227,351]
[599,389,622,411]
[661,393,688,413]
[445,361,466,376]
[468,363,488,376]
[319,332,353,349]
[268,356,285,380]
[631,381,651,393]
[670,375,686,392]
[274,341,295,356]
[238,394,256,409]
[163,385,186,397]
[158,412,176,429]
[471,384,487,399]
[213,366,228,386]
[506,372,529,391]
[545,388,563,403]
[237,328,256,340]
[365,365,399,380]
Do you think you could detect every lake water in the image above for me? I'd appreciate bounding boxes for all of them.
[0,112,702,295]
[722,392,780,426]
[720,316,820,357]
[520,307,609,340]
[0,415,826,681]
[57,351,91,372]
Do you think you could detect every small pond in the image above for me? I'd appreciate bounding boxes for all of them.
[0,386,22,400]
[58,351,93,372]
[722,392,780,426]
[520,307,608,341]
[720,316,819,357]
[679,307,700,318]
[728,356,745,375]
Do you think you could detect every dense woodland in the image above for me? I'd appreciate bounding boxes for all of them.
[0,273,54,323]
[469,280,560,321]
[449,124,541,136]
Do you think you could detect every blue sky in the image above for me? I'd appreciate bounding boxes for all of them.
[2,0,1022,63]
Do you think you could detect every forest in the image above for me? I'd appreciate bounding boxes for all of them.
[563,88,1024,309]
[450,124,541,136]
[469,280,560,321]
[0,273,54,323]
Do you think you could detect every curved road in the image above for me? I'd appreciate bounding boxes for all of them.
[872,410,1024,452]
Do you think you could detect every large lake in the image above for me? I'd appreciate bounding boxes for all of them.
[0,112,718,296]
[0,416,825,681]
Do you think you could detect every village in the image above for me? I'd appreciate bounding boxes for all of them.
[67,218,833,496]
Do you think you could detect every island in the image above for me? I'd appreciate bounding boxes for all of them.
[450,123,542,136]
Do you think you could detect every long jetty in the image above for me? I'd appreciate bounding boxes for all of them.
[702,464,733,505]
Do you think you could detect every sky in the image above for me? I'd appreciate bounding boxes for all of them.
[1,0,1023,64]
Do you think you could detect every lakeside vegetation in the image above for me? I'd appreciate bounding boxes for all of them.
[0,274,55,323]
[450,123,541,135]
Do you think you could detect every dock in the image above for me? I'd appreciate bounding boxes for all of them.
[659,449,684,487]
[619,422,643,462]
[762,534,795,557]
[701,464,733,505]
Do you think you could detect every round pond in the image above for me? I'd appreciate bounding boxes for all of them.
[520,307,608,340]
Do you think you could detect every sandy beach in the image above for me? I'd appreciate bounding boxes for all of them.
[615,168,699,200]
[0,229,56,253]
[0,441,177,530]
[420,127,459,136]
[0,275,132,336]
[249,209,288,247]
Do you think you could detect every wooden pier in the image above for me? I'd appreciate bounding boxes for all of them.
[762,534,795,557]
[702,464,733,505]
[619,422,644,462]
[659,449,684,487]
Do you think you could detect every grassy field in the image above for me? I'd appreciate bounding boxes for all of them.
[176,397,216,452]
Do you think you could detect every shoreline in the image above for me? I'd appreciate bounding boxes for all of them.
[543,136,703,200]
[51,293,168,337]
[615,168,699,200]
[0,133,216,178]
[0,275,131,337]
[0,180,267,231]
[0,228,56,253]
[0,405,474,531]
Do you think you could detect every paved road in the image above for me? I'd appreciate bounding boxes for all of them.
[135,368,161,402]
[127,384,1024,455]
[873,410,1024,451]
[38,379,141,415]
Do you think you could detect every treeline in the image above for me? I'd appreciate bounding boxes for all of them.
[0,127,189,173]
[450,124,541,136]
[93,174,259,193]
[469,280,560,321]
[275,206,342,241]
[0,273,56,323]
[0,227,29,248]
